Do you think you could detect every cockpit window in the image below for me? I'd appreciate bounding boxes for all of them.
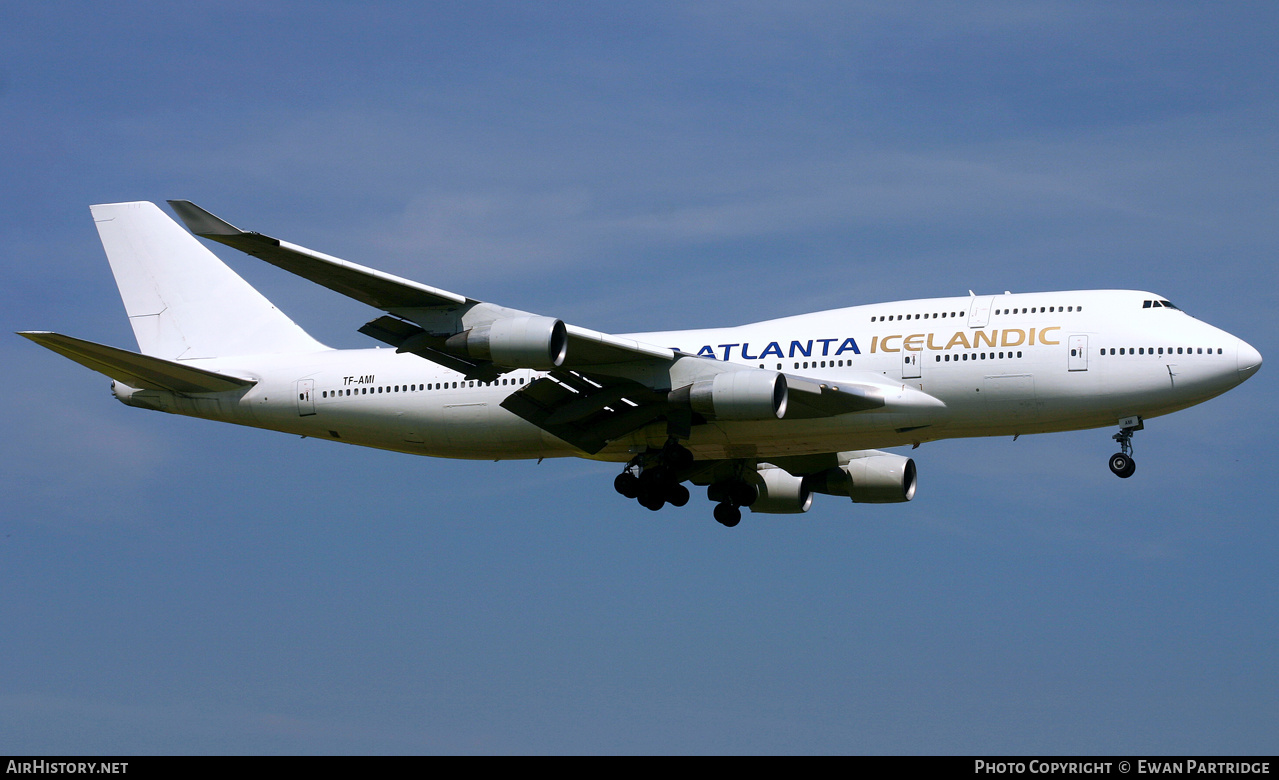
[1143,299,1181,310]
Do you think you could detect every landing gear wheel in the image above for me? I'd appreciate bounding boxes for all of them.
[1109,418,1141,479]
[663,442,694,471]
[614,472,640,498]
[1108,453,1136,479]
[713,503,741,527]
[666,482,690,508]
[639,492,666,511]
[728,481,758,508]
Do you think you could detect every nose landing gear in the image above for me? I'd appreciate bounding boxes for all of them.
[1108,416,1142,479]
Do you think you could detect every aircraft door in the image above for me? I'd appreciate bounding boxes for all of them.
[1068,335,1088,372]
[902,351,921,379]
[296,379,316,416]
[967,296,995,328]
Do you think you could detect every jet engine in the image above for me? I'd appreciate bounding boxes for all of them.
[748,467,813,514]
[805,451,917,503]
[444,315,568,369]
[669,369,788,420]
[111,380,171,411]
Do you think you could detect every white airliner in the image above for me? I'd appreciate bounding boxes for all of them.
[21,201,1263,526]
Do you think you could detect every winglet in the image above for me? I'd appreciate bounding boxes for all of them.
[167,200,245,237]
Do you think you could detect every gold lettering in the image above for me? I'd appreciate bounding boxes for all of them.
[944,331,971,350]
[927,332,946,351]
[973,330,997,348]
[870,336,879,353]
[1038,326,1061,345]
[1029,327,1036,345]
[881,335,902,353]
[904,334,924,352]
[1001,329,1025,347]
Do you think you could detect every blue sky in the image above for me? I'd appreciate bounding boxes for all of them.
[2,2,1276,754]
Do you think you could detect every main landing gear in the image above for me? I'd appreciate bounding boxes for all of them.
[1108,416,1142,479]
[613,440,757,527]
[706,478,758,528]
[614,440,693,512]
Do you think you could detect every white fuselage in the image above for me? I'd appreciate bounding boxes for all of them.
[120,290,1260,463]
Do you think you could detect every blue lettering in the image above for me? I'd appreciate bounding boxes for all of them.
[697,345,716,358]
[719,344,740,361]
[789,340,813,358]
[740,343,758,360]
[834,337,861,356]
[759,342,784,359]
[816,338,838,356]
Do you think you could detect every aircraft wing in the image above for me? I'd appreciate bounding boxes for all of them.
[495,367,904,454]
[167,200,941,454]
[167,200,468,311]
[167,200,674,370]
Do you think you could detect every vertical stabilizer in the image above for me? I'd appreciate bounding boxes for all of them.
[91,201,327,360]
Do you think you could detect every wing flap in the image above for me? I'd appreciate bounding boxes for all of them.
[357,315,503,381]
[500,370,666,454]
[19,332,255,393]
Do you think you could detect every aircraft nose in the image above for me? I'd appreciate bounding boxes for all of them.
[1237,338,1263,379]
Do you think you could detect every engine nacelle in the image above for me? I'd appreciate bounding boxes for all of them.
[670,370,788,420]
[748,467,812,514]
[445,315,567,369]
[111,380,172,412]
[805,452,917,503]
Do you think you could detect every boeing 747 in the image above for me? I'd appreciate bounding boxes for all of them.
[20,201,1263,526]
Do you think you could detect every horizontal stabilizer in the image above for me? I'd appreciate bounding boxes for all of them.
[18,332,255,393]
